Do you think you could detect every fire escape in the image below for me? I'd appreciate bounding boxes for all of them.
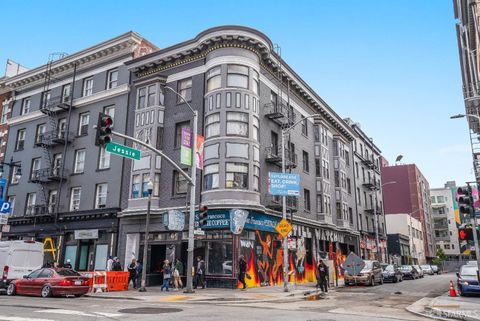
[28,53,75,219]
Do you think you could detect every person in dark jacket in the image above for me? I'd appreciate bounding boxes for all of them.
[63,259,72,269]
[112,257,122,271]
[127,259,138,289]
[194,256,205,289]
[316,259,329,293]
[238,255,247,290]
[161,260,172,292]
[136,260,143,288]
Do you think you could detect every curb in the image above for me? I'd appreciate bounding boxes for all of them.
[428,307,480,321]
[405,297,451,321]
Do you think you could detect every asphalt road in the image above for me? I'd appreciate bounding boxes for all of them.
[0,273,452,321]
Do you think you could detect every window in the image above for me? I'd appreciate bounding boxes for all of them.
[10,165,20,185]
[226,112,248,136]
[174,171,188,195]
[204,164,219,190]
[147,84,156,107]
[355,162,359,178]
[107,69,119,89]
[206,66,221,92]
[253,117,259,142]
[21,98,30,115]
[70,187,81,211]
[227,65,249,88]
[83,77,93,97]
[226,143,248,158]
[58,118,67,139]
[357,188,361,205]
[271,132,279,154]
[98,146,110,169]
[334,171,340,187]
[235,93,241,108]
[78,113,89,136]
[315,159,321,176]
[1,103,9,124]
[74,149,86,173]
[303,151,309,173]
[205,113,220,138]
[153,173,160,197]
[244,94,249,109]
[252,70,259,95]
[52,154,62,176]
[208,96,213,110]
[30,158,41,180]
[132,174,140,198]
[226,92,232,107]
[216,93,221,109]
[35,124,46,144]
[304,189,311,211]
[437,196,445,203]
[15,129,25,150]
[62,84,71,103]
[345,150,350,166]
[314,125,320,142]
[347,178,351,194]
[41,90,51,109]
[138,87,146,109]
[142,173,150,197]
[174,121,190,148]
[270,91,278,107]
[253,165,260,192]
[48,190,57,213]
[178,78,192,102]
[95,183,108,208]
[207,240,233,275]
[25,193,36,215]
[301,116,308,136]
[225,163,248,189]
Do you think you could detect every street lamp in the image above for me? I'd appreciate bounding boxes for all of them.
[373,180,396,262]
[139,179,153,292]
[161,85,198,293]
[281,113,321,292]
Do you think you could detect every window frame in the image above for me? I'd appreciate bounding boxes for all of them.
[177,78,192,103]
[70,187,82,211]
[73,149,86,174]
[226,112,249,137]
[15,129,26,151]
[98,146,111,170]
[82,77,93,97]
[304,189,311,212]
[107,69,119,89]
[0,103,9,124]
[78,112,89,136]
[206,66,222,92]
[227,65,249,89]
[205,113,220,139]
[174,121,191,149]
[95,183,108,209]
[21,98,31,115]
[225,162,248,190]
[204,164,220,190]
[173,170,188,195]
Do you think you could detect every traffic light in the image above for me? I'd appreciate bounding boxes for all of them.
[95,113,113,146]
[457,186,474,220]
[199,205,208,228]
[459,227,474,241]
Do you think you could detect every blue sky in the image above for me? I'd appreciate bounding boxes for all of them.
[0,0,467,187]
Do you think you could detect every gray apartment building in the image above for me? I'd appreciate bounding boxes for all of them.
[347,120,387,262]
[120,26,359,287]
[2,32,156,269]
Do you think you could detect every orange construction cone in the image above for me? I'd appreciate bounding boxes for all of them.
[449,280,457,297]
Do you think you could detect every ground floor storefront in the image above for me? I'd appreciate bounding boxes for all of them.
[359,234,388,262]
[4,211,118,271]
[119,208,359,288]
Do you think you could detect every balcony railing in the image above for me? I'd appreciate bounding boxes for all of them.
[365,206,383,214]
[35,130,74,147]
[25,204,56,216]
[265,195,298,212]
[264,102,296,127]
[39,96,71,114]
[264,147,298,169]
[30,167,69,183]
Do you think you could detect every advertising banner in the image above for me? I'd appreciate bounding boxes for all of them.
[196,134,204,170]
[180,127,192,166]
[268,172,300,196]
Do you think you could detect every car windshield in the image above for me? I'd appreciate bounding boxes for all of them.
[56,269,81,276]
[361,261,373,272]
[421,265,430,269]
[384,265,394,271]
[461,266,478,277]
[400,265,411,271]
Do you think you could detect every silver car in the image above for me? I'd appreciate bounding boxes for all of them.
[420,265,434,275]
[413,265,424,278]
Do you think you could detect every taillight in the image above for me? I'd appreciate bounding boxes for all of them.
[59,279,72,286]
[2,266,8,280]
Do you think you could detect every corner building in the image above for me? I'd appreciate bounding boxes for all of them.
[121,26,358,288]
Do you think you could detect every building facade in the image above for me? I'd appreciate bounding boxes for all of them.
[430,182,461,259]
[3,32,156,269]
[347,120,387,262]
[385,214,426,264]
[381,163,436,262]
[119,26,359,288]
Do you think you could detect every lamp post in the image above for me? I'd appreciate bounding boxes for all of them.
[450,113,480,270]
[0,158,22,182]
[139,179,153,292]
[161,85,198,293]
[281,113,321,292]
[373,181,396,262]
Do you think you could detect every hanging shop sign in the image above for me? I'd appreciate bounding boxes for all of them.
[230,209,248,235]
[180,127,192,166]
[163,210,186,231]
[196,134,204,170]
[74,229,99,240]
[194,210,281,233]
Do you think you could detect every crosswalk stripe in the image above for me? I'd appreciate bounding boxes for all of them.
[35,309,122,318]
[0,316,55,321]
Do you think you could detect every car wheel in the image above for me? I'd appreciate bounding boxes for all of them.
[380,277,384,285]
[6,284,16,296]
[370,277,375,286]
[41,285,52,298]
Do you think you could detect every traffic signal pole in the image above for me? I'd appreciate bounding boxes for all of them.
[467,184,480,280]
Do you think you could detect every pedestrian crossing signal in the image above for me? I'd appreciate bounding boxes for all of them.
[199,205,208,228]
[95,113,113,146]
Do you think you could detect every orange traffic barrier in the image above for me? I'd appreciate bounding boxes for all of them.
[79,271,107,292]
[106,271,129,291]
[449,280,457,297]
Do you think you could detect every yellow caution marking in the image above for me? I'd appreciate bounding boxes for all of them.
[159,295,190,302]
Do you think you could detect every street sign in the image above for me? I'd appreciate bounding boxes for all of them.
[0,216,7,225]
[343,252,365,276]
[275,218,292,238]
[106,142,141,160]
[268,172,300,196]
[194,229,205,236]
[163,210,185,231]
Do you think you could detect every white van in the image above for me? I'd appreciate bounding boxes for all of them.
[0,241,44,289]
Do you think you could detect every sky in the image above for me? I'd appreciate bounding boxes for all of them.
[0,0,468,188]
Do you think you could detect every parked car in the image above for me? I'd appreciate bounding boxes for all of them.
[413,265,424,278]
[399,265,420,279]
[0,241,44,290]
[420,265,434,275]
[456,264,480,296]
[344,260,383,286]
[381,264,403,283]
[431,265,440,274]
[6,268,89,298]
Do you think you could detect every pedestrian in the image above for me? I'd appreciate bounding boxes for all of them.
[112,257,122,271]
[127,258,138,289]
[173,258,184,290]
[136,260,143,288]
[64,259,72,269]
[238,255,247,290]
[316,259,329,293]
[161,260,172,292]
[106,256,114,271]
[194,256,205,289]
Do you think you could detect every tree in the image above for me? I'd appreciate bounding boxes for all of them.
[432,248,447,267]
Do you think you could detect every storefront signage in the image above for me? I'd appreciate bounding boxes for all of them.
[268,172,300,196]
[163,210,185,231]
[287,236,297,250]
[0,178,7,202]
[195,210,281,233]
[275,218,293,238]
[230,209,248,234]
[74,229,99,240]
[196,134,204,170]
[244,212,280,233]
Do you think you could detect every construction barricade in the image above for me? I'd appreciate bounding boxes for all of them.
[106,271,129,291]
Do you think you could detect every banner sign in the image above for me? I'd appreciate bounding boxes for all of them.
[0,178,7,202]
[180,128,192,166]
[196,134,204,170]
[195,210,281,233]
[230,209,248,234]
[268,172,300,196]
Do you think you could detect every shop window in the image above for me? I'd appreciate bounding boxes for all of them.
[94,244,108,270]
[64,245,77,268]
[207,241,233,275]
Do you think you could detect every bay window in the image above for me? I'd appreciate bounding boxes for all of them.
[206,66,221,92]
[226,112,248,137]
[204,164,219,190]
[227,65,248,88]
[225,163,248,189]
[205,113,220,138]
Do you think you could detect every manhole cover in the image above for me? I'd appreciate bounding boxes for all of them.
[118,307,182,314]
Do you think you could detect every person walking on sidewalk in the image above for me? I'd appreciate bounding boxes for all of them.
[136,260,143,288]
[106,256,114,271]
[127,259,138,289]
[112,257,122,271]
[316,259,329,293]
[194,256,206,289]
[161,260,172,292]
[173,258,184,290]
[238,255,247,290]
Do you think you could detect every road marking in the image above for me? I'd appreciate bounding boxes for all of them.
[35,309,122,317]
[159,295,190,302]
[0,316,55,321]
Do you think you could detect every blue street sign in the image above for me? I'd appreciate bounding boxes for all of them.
[268,172,301,196]
[0,202,12,214]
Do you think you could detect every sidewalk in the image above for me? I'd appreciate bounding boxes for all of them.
[424,294,480,321]
[86,281,344,303]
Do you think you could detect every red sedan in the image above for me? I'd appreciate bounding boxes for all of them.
[6,268,90,298]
